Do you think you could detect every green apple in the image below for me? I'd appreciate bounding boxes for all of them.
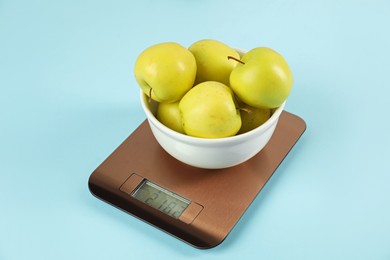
[238,102,271,134]
[156,101,185,134]
[134,42,197,103]
[179,81,241,138]
[229,47,293,109]
[188,39,240,86]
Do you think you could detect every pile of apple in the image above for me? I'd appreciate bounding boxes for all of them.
[134,39,293,138]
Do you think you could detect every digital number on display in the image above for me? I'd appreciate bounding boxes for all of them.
[132,180,190,219]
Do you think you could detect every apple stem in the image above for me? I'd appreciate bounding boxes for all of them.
[228,56,245,64]
[239,107,252,114]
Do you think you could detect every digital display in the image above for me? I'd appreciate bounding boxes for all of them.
[132,180,190,219]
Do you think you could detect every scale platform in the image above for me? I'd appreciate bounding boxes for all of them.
[88,111,306,249]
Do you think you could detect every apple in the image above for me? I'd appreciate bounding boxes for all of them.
[229,47,293,109]
[134,42,197,103]
[156,101,185,134]
[188,39,240,86]
[179,81,241,138]
[237,102,271,134]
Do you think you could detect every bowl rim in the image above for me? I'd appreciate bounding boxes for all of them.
[140,90,285,145]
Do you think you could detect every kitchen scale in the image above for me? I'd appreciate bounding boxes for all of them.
[88,111,306,249]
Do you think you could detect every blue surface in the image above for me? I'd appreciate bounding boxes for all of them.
[1,1,390,259]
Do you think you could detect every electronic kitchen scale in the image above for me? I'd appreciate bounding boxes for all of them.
[88,111,306,249]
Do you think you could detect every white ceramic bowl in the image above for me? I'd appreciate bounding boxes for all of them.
[140,90,285,169]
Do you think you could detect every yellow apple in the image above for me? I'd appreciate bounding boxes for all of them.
[238,103,271,134]
[134,42,197,103]
[156,101,185,134]
[230,47,293,109]
[188,39,240,86]
[179,81,241,138]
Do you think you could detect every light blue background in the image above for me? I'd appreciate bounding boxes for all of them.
[1,1,390,259]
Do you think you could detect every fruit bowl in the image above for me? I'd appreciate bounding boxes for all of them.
[140,90,286,169]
